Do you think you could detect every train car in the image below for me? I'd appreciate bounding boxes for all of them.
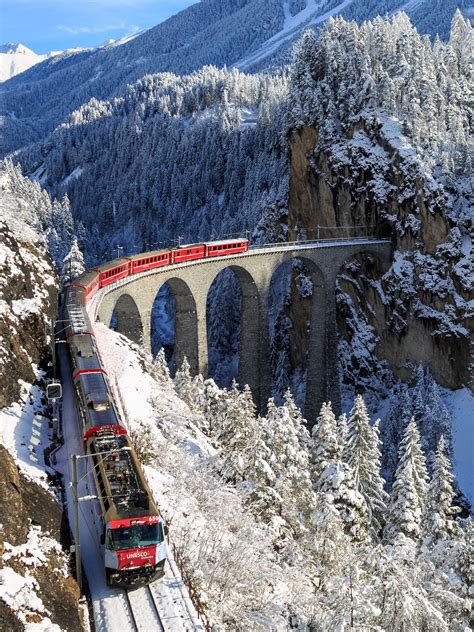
[92,258,131,287]
[70,271,100,301]
[206,239,248,257]
[64,279,167,587]
[171,243,206,263]
[88,431,167,586]
[129,250,171,274]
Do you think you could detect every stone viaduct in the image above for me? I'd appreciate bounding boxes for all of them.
[91,240,392,424]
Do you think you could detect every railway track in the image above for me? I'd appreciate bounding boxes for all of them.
[125,585,165,631]
[123,556,202,632]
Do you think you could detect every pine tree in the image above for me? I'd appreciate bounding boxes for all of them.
[311,402,368,540]
[310,402,341,484]
[385,417,429,542]
[420,374,453,463]
[261,396,314,534]
[174,357,194,407]
[381,385,413,488]
[304,491,352,591]
[422,436,459,545]
[345,395,388,538]
[218,382,260,484]
[283,388,310,450]
[151,347,171,383]
[201,378,228,438]
[337,412,349,455]
[60,237,85,285]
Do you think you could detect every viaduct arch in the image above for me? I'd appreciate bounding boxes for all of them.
[94,240,392,423]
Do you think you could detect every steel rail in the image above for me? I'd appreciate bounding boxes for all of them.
[125,586,165,632]
[145,585,165,631]
[123,590,140,632]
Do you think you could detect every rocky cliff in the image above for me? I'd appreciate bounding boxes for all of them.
[0,174,83,630]
[286,123,472,392]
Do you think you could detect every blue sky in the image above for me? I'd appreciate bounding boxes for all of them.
[1,0,198,54]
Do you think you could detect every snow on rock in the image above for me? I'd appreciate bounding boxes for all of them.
[3,525,65,571]
[0,164,82,631]
[0,380,56,489]
[0,566,64,631]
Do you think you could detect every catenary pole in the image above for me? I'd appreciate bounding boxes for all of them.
[71,454,82,594]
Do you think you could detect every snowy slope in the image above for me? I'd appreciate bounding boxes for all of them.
[235,0,354,69]
[0,0,468,156]
[0,43,45,82]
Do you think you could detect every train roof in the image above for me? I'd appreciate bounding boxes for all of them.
[92,258,130,273]
[89,434,159,522]
[127,248,169,262]
[66,303,92,335]
[204,238,248,246]
[69,335,102,373]
[72,270,99,290]
[75,371,120,427]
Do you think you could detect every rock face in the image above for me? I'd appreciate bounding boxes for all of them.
[287,124,472,390]
[0,183,83,630]
[0,446,83,631]
[0,220,57,408]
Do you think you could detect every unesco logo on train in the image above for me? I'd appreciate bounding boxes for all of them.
[125,550,153,561]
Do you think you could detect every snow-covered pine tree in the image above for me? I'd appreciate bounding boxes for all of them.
[150,347,171,383]
[310,402,368,540]
[381,385,413,487]
[310,402,341,484]
[283,388,310,450]
[200,378,228,439]
[337,412,349,456]
[304,491,352,592]
[290,28,320,126]
[60,237,85,285]
[384,417,429,542]
[345,395,388,538]
[422,436,459,545]
[218,382,260,484]
[420,374,453,464]
[261,396,314,535]
[174,357,194,407]
[362,545,450,631]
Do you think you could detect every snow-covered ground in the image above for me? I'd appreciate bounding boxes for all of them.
[235,0,354,70]
[0,378,56,489]
[0,374,75,630]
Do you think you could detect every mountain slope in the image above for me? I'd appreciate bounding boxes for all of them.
[0,43,46,82]
[0,0,470,156]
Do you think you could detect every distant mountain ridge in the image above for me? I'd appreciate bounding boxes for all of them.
[0,43,46,82]
[0,0,470,156]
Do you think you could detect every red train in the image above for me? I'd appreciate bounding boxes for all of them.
[63,238,248,586]
[73,239,249,296]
